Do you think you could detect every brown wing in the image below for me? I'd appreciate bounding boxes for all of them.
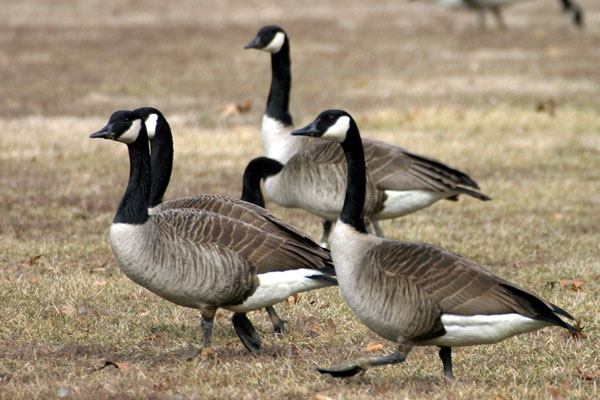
[156,194,333,270]
[362,139,483,193]
[289,139,487,199]
[365,240,569,321]
[154,208,332,275]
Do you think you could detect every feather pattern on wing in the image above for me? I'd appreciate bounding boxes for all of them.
[349,240,573,342]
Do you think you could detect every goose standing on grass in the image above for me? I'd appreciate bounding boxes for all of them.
[134,107,337,342]
[244,25,490,246]
[292,109,576,379]
[90,110,336,355]
[425,0,583,30]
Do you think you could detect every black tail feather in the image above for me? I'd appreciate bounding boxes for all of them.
[307,273,338,285]
[500,283,576,331]
[454,186,492,201]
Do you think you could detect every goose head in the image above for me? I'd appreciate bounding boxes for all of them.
[244,25,287,54]
[90,110,146,144]
[291,109,353,143]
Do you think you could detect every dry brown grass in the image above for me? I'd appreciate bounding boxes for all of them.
[1,1,599,399]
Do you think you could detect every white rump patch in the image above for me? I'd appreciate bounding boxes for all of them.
[322,116,350,142]
[421,313,550,347]
[224,269,332,312]
[263,31,286,53]
[145,113,158,139]
[374,190,448,219]
[119,119,142,144]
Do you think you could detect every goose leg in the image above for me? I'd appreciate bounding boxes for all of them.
[200,312,216,359]
[319,220,332,247]
[266,305,287,335]
[491,6,506,30]
[316,351,407,378]
[439,346,454,379]
[371,220,384,238]
[232,312,262,353]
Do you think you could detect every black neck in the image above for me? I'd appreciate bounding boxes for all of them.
[149,116,173,208]
[114,136,151,225]
[241,157,284,208]
[339,121,367,233]
[266,41,293,126]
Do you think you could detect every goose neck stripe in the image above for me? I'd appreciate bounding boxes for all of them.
[145,113,158,139]
[264,31,286,53]
[120,119,142,144]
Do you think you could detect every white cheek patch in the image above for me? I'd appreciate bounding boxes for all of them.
[119,119,142,144]
[322,116,350,142]
[145,113,158,139]
[263,31,285,53]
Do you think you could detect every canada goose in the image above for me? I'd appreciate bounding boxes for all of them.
[90,110,335,355]
[135,106,338,346]
[292,110,576,379]
[427,0,583,30]
[245,25,490,246]
[244,25,334,244]
[135,106,302,341]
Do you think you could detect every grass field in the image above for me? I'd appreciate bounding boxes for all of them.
[1,0,599,398]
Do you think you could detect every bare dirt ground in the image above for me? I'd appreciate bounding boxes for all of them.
[1,0,599,399]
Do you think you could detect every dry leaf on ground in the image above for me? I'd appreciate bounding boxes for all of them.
[574,366,600,381]
[547,279,585,291]
[21,255,42,265]
[218,99,252,117]
[307,318,336,338]
[310,395,335,400]
[363,342,384,353]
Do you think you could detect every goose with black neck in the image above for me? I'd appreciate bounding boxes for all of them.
[134,107,337,346]
[90,110,336,356]
[245,25,491,246]
[292,109,576,379]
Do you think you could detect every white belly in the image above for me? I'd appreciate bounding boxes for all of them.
[224,269,332,312]
[374,190,450,219]
[421,313,550,347]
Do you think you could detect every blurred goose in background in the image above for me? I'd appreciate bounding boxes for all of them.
[90,110,335,355]
[423,0,583,30]
[244,25,491,246]
[292,109,576,379]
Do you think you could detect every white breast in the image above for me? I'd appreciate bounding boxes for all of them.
[329,223,377,300]
[109,223,151,285]
[261,115,302,163]
[421,313,550,347]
